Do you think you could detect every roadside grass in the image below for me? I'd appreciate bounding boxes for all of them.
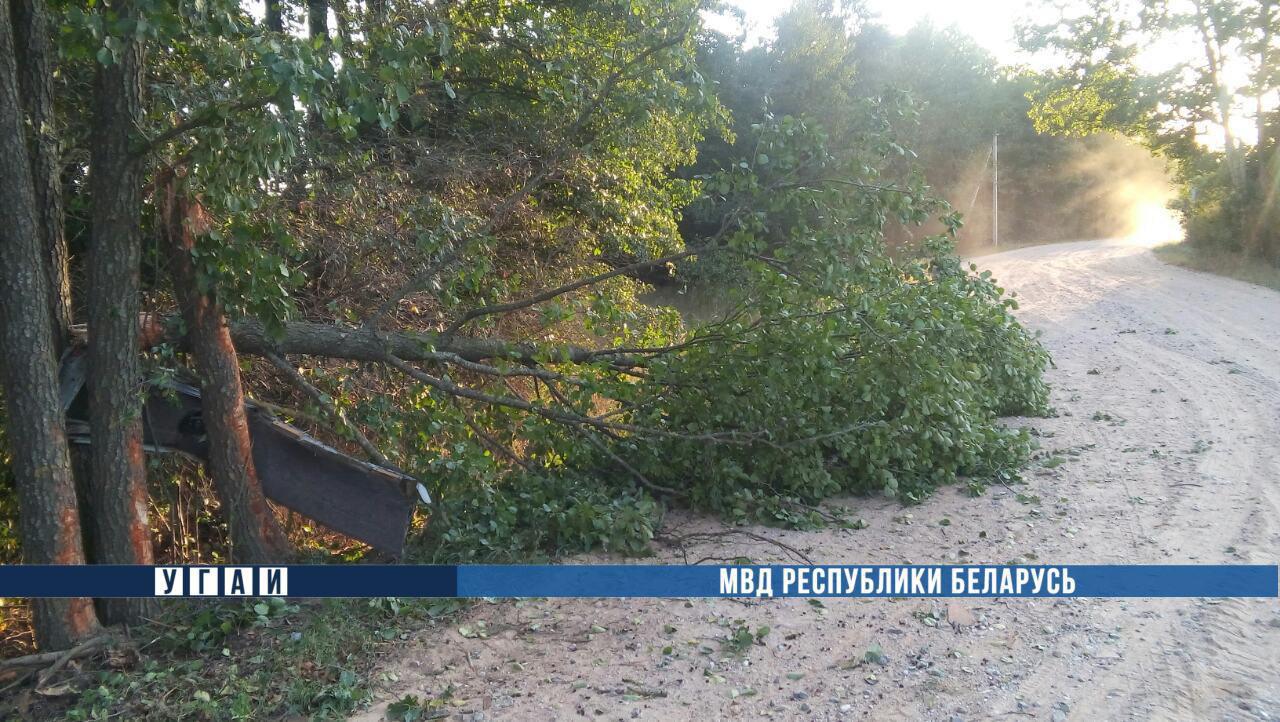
[1153,242,1280,292]
[12,597,469,721]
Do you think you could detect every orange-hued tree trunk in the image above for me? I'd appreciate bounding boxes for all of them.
[161,178,292,562]
[85,0,155,626]
[0,0,100,649]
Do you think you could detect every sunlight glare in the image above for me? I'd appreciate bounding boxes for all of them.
[1125,201,1184,247]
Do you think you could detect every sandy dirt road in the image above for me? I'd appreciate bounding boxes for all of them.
[352,240,1280,721]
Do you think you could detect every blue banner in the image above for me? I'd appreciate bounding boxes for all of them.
[0,564,1274,598]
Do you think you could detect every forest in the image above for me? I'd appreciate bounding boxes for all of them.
[0,0,1276,717]
[1023,0,1280,263]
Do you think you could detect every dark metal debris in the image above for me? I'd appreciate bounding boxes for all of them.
[60,351,417,556]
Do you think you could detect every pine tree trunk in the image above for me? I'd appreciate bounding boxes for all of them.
[0,0,100,650]
[308,0,328,40]
[265,0,283,32]
[1256,0,1273,170]
[10,0,72,346]
[86,0,155,625]
[1194,0,1245,185]
[1251,0,1276,259]
[307,0,329,144]
[162,180,292,562]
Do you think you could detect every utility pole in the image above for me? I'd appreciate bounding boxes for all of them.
[992,133,999,248]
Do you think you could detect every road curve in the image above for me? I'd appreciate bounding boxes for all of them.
[974,239,1280,720]
[353,240,1280,722]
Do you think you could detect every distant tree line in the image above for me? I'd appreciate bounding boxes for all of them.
[1021,0,1280,262]
[679,0,1160,272]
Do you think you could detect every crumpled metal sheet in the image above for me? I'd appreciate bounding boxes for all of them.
[61,351,416,556]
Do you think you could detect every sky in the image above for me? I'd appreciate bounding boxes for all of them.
[705,0,1033,61]
[704,0,1255,149]
[869,0,1030,59]
[704,0,1190,74]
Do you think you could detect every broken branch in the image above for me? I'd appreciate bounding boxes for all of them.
[0,635,107,671]
[263,351,396,469]
[438,247,704,340]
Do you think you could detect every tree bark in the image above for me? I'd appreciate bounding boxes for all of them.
[1194,0,1245,185]
[266,0,283,32]
[1248,0,1277,259]
[86,0,154,626]
[1256,0,1274,163]
[10,0,71,348]
[306,0,329,146]
[162,180,292,562]
[0,0,100,650]
[221,319,640,367]
[308,0,328,40]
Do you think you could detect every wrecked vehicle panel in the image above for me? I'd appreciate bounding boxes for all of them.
[61,352,417,556]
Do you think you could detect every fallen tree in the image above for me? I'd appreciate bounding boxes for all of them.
[225,314,642,367]
[0,0,1052,653]
[128,115,1051,563]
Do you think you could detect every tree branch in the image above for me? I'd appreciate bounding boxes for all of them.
[0,635,108,671]
[541,380,683,498]
[438,247,704,340]
[373,21,696,320]
[364,248,461,328]
[263,351,397,469]
[141,93,276,156]
[382,353,768,445]
[384,354,653,436]
[221,318,646,368]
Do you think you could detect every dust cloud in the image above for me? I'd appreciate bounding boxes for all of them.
[948,135,1182,251]
[1067,136,1182,247]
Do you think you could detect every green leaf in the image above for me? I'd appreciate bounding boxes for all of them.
[864,643,886,665]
